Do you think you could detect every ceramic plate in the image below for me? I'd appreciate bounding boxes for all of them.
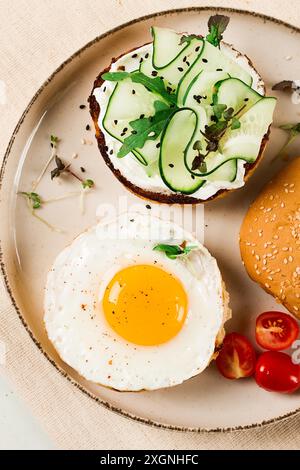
[1,7,300,432]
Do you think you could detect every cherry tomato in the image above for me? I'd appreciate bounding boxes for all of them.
[256,311,299,351]
[255,351,300,393]
[216,332,256,379]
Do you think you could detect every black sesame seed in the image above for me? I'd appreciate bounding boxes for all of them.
[109,149,113,155]
[191,175,195,179]
[139,57,143,63]
[104,145,108,151]
[103,86,106,92]
[146,204,151,209]
[244,97,249,102]
[132,53,138,58]
[86,124,90,131]
[202,58,208,63]
[183,56,187,62]
[186,61,190,67]
[169,163,174,168]
[160,76,164,80]
[139,114,145,119]
[80,167,86,173]
[151,70,158,76]
[145,53,149,59]
[132,89,136,94]
[177,67,184,72]
[122,127,128,133]
[114,119,118,125]
[167,86,172,93]
[216,68,223,71]
[79,104,86,109]
[156,142,161,148]
[195,46,200,52]
[130,219,135,222]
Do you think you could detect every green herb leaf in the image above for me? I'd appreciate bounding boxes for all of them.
[20,192,42,209]
[206,14,230,47]
[192,140,202,151]
[117,101,174,158]
[223,107,234,120]
[82,179,94,189]
[272,122,300,162]
[130,72,177,105]
[213,103,227,120]
[231,116,241,130]
[280,123,300,134]
[153,242,197,259]
[101,71,130,81]
[50,134,59,144]
[101,71,177,105]
[51,156,66,179]
[179,34,199,46]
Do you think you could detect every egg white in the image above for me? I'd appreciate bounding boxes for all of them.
[44,213,229,391]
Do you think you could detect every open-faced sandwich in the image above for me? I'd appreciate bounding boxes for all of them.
[89,15,276,203]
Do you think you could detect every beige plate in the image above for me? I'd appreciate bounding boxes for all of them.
[1,7,300,432]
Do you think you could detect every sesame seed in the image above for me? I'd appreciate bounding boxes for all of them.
[255,255,260,261]
[294,306,299,311]
[273,235,279,240]
[282,247,289,251]
[268,276,273,281]
[256,270,261,275]
[284,258,288,264]
[265,283,271,288]
[269,195,274,200]
[289,256,294,262]
[263,259,267,265]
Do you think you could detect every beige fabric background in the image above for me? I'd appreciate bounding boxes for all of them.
[1,0,300,450]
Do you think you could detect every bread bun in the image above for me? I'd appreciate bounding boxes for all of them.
[240,158,300,318]
[89,41,268,205]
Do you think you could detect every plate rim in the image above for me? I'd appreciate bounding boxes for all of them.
[1,5,300,433]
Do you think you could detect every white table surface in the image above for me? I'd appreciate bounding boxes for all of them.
[0,374,54,450]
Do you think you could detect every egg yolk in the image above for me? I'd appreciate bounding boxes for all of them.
[103,264,188,346]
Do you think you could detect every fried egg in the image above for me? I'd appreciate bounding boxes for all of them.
[44,213,230,391]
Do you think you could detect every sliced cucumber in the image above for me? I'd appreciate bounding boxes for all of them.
[185,97,276,178]
[140,37,204,92]
[103,79,161,165]
[214,77,263,112]
[183,78,265,176]
[151,27,187,69]
[159,108,205,194]
[205,159,237,183]
[219,97,276,161]
[177,40,252,106]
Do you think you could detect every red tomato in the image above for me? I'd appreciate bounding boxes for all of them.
[216,333,256,379]
[256,311,299,351]
[255,351,300,393]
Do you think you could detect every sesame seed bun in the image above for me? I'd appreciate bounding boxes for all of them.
[89,42,269,204]
[240,158,300,318]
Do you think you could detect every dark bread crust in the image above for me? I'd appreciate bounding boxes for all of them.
[89,43,270,204]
